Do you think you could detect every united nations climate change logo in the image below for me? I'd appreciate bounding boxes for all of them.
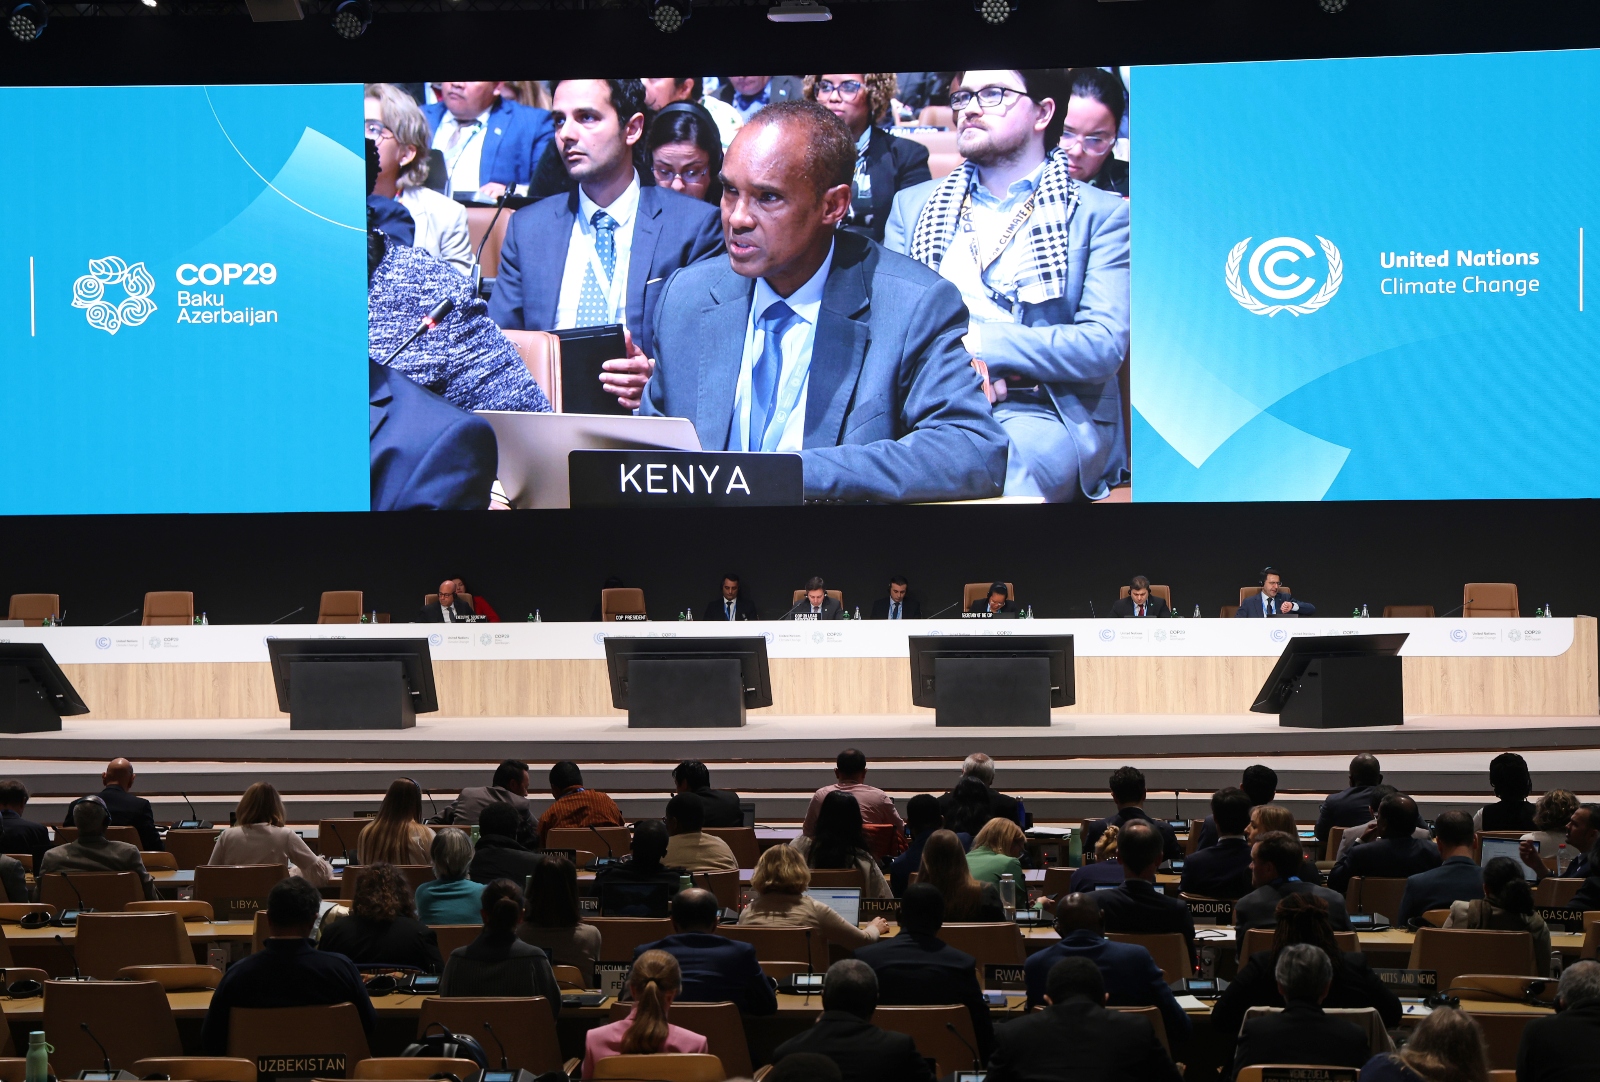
[1226,236,1342,317]
[72,256,157,335]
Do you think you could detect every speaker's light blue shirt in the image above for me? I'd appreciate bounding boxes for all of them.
[731,242,835,453]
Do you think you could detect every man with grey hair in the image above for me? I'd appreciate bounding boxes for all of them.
[1232,944,1369,1077]
[771,959,935,1081]
[1517,959,1600,1079]
[938,752,1023,831]
[40,795,156,899]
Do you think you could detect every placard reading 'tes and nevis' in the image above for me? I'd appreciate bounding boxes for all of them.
[568,451,803,508]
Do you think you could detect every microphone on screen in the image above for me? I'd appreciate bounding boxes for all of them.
[945,1022,982,1072]
[472,190,512,298]
[381,298,456,365]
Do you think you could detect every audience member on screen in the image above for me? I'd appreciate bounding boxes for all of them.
[802,73,931,243]
[518,855,602,985]
[1444,856,1551,975]
[1516,961,1600,1082]
[716,75,804,122]
[641,77,743,148]
[422,81,553,201]
[668,759,745,827]
[42,795,156,899]
[634,888,777,1015]
[1361,1005,1491,1082]
[770,959,936,1082]
[1235,567,1317,617]
[664,793,738,873]
[537,760,624,844]
[938,752,1022,834]
[496,80,551,111]
[437,759,536,841]
[646,102,724,204]
[738,844,889,948]
[868,576,921,620]
[1315,753,1384,842]
[1112,575,1169,618]
[638,101,1008,503]
[487,79,725,413]
[356,779,435,865]
[366,84,473,275]
[440,877,560,1005]
[0,779,49,873]
[792,791,892,898]
[581,950,709,1079]
[701,575,759,623]
[368,358,496,511]
[470,802,542,885]
[68,757,163,851]
[1062,67,1129,198]
[414,829,484,924]
[1476,751,1537,831]
[208,782,333,887]
[1234,830,1351,941]
[893,72,954,116]
[886,67,1130,502]
[318,862,443,971]
[1395,810,1482,926]
[1231,944,1371,1078]
[802,748,904,834]
[1081,765,1181,861]
[917,828,1003,921]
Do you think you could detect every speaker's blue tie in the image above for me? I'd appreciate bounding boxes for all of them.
[575,210,618,326]
[749,300,798,451]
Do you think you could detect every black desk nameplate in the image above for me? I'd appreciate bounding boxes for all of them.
[1537,906,1587,931]
[569,450,803,508]
[1183,898,1234,924]
[984,964,1027,991]
[1372,968,1438,991]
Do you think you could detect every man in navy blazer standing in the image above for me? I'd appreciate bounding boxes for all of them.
[422,82,552,201]
[489,79,724,410]
[638,100,1008,503]
[635,888,776,1015]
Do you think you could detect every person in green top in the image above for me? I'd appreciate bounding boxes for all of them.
[965,817,1025,886]
[415,829,486,924]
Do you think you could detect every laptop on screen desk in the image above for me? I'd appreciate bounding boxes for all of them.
[477,411,701,509]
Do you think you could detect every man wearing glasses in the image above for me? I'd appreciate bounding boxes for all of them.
[885,69,1131,503]
[805,73,932,243]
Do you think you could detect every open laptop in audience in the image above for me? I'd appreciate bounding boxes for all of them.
[600,881,675,917]
[805,886,862,925]
[1479,836,1538,881]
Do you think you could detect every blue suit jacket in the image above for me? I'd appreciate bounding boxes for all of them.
[422,98,553,193]
[1179,837,1254,900]
[1235,592,1317,617]
[885,176,1131,499]
[1023,930,1190,1043]
[639,229,1010,503]
[635,932,776,1015]
[1396,855,1484,927]
[369,361,497,511]
[487,184,724,361]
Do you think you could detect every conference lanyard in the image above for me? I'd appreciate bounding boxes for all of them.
[440,125,483,196]
[959,183,1036,312]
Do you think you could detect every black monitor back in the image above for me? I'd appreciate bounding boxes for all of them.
[907,634,1075,709]
[265,637,438,712]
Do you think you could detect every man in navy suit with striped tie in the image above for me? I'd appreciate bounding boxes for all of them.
[1235,567,1317,617]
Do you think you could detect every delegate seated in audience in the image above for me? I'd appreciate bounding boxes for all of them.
[1516,960,1600,1082]
[42,795,156,899]
[641,77,743,149]
[1521,789,1580,869]
[1234,831,1350,941]
[1361,1005,1490,1082]
[966,817,1026,887]
[1548,804,1600,909]
[537,760,624,845]
[771,960,936,1082]
[438,759,537,843]
[793,791,893,898]
[318,862,443,972]
[357,779,435,865]
[202,877,376,1054]
[663,793,738,873]
[0,854,22,903]
[635,888,776,1015]
[1082,765,1181,862]
[1067,822,1126,892]
[918,829,1004,921]
[1327,794,1441,894]
[647,103,723,204]
[594,820,684,915]
[518,855,601,986]
[802,748,906,835]
[669,759,744,828]
[208,782,333,887]
[1476,751,1537,831]
[1062,67,1131,198]
[1445,856,1551,975]
[366,83,473,275]
[1333,785,1409,863]
[581,950,708,1080]
[470,803,544,885]
[440,877,560,1006]
[1250,804,1325,884]
[1396,810,1482,927]
[0,778,50,872]
[739,843,889,949]
[988,957,1182,1082]
[1179,786,1254,899]
[803,72,930,243]
[1211,893,1400,1042]
[937,752,1023,835]
[854,883,994,1060]
[69,757,163,852]
[1023,893,1190,1044]
[889,795,968,896]
[1095,819,1197,963]
[414,829,484,924]
[423,81,553,201]
[1315,753,1385,843]
[1231,943,1371,1079]
[1193,765,1277,851]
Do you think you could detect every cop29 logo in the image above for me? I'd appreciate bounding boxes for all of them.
[1226,236,1342,317]
[72,256,157,335]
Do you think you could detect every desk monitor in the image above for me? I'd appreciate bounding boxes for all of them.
[1249,633,1409,713]
[1479,836,1538,882]
[600,880,674,918]
[478,411,701,509]
[805,887,862,925]
[0,643,90,717]
[603,635,773,710]
[265,637,438,713]
[906,635,1075,709]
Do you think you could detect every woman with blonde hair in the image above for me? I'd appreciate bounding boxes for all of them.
[801,72,930,242]
[580,950,708,1078]
[1522,788,1580,862]
[918,829,1004,922]
[364,83,473,275]
[966,817,1025,887]
[357,779,434,865]
[1250,804,1324,883]
[1359,1005,1489,1082]
[1066,822,1126,892]
[739,843,889,948]
[207,782,332,886]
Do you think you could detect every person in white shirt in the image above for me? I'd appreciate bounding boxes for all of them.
[208,782,332,887]
[366,84,474,276]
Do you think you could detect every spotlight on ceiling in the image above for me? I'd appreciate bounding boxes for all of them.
[767,0,830,22]
[332,0,371,37]
[1318,0,1348,10]
[649,0,690,32]
[6,0,46,41]
[975,0,1017,24]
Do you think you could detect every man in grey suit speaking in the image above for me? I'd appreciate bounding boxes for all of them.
[638,100,1007,504]
[885,69,1131,502]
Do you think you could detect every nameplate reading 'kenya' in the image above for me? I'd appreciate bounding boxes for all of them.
[568,451,803,508]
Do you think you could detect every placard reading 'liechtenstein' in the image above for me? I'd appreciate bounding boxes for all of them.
[1132,49,1600,500]
[0,83,368,513]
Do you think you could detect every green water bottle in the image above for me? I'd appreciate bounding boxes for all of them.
[679,874,692,893]
[25,1031,51,1082]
